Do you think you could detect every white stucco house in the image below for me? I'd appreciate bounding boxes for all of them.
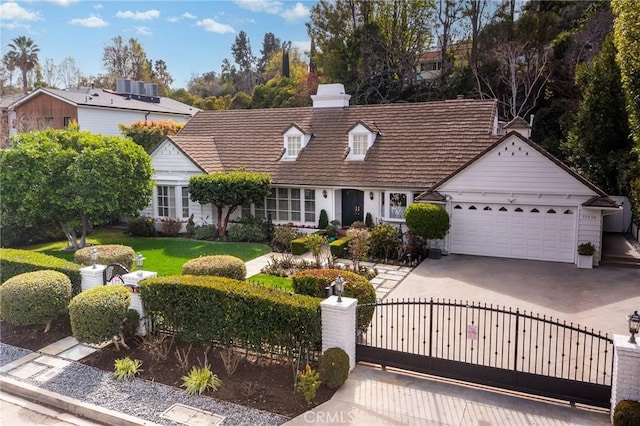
[143,84,619,266]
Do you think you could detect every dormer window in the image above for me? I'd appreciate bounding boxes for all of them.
[347,122,378,160]
[282,124,311,160]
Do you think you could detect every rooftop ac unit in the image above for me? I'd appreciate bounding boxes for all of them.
[116,79,132,94]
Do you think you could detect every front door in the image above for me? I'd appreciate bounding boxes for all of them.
[342,189,364,226]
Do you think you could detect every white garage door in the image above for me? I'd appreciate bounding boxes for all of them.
[450,203,576,263]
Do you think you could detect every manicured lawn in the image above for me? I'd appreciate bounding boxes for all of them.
[26,228,271,276]
[247,273,294,291]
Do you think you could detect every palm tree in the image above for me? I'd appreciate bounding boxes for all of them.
[6,36,39,94]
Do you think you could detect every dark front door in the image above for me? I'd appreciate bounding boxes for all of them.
[342,189,364,226]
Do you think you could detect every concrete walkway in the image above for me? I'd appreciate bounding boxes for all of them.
[285,366,609,425]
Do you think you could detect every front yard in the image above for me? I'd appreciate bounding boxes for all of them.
[24,227,272,276]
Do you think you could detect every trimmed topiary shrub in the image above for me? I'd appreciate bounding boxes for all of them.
[127,216,156,237]
[74,245,135,270]
[291,235,310,255]
[329,237,352,258]
[404,203,450,241]
[228,223,266,242]
[614,400,640,426]
[0,270,72,332]
[68,285,131,344]
[182,255,247,280]
[292,269,376,331]
[318,209,329,230]
[139,275,321,354]
[365,212,374,228]
[319,347,349,389]
[0,249,81,295]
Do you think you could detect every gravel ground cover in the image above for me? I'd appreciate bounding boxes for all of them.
[1,343,288,426]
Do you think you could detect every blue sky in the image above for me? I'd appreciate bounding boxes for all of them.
[0,0,315,88]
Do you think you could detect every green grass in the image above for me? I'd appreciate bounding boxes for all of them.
[26,228,271,276]
[247,273,293,291]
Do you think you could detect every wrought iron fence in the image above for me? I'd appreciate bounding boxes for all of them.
[356,298,613,406]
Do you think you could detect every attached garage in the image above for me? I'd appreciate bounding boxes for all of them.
[449,203,576,263]
[425,125,620,267]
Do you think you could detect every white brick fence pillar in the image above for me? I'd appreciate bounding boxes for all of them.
[79,265,106,292]
[611,334,640,422]
[320,296,357,371]
[122,271,157,336]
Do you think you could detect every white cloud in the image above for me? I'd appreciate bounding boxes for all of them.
[94,4,104,10]
[115,10,160,21]
[0,2,40,21]
[281,2,309,22]
[69,15,108,28]
[235,0,282,14]
[183,12,197,19]
[136,26,151,36]
[167,16,180,23]
[46,0,79,5]
[196,18,235,34]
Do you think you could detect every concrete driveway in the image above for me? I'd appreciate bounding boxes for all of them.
[388,254,640,337]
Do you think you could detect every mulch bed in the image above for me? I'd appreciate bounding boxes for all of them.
[0,318,335,418]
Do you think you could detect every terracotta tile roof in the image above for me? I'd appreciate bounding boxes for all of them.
[171,98,499,189]
[504,116,531,129]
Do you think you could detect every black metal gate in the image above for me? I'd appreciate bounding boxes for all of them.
[356,299,613,408]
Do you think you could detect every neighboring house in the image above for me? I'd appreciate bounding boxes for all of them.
[0,93,26,148]
[145,84,619,266]
[417,44,470,82]
[6,79,198,139]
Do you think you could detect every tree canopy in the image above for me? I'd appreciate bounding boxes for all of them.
[188,170,272,237]
[119,120,184,153]
[0,128,154,249]
[3,36,39,94]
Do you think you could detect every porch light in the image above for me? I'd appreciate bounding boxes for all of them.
[629,310,640,344]
[322,190,328,199]
[90,248,98,269]
[369,191,374,200]
[135,252,145,276]
[333,275,345,303]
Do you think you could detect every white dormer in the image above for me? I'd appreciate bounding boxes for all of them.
[282,124,312,160]
[347,122,377,160]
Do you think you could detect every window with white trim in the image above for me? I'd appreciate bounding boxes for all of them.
[352,134,368,156]
[287,135,302,158]
[157,186,176,217]
[244,187,316,224]
[389,193,407,219]
[304,189,316,222]
[181,187,190,218]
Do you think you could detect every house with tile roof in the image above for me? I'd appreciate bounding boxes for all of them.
[145,84,619,266]
[6,81,198,140]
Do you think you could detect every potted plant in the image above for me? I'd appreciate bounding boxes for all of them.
[577,242,595,269]
[325,220,341,242]
[404,203,450,259]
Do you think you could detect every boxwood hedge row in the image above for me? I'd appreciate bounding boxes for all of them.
[0,249,82,295]
[139,275,322,355]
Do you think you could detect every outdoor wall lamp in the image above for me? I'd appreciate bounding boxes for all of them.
[90,248,98,269]
[135,252,146,276]
[628,310,640,344]
[322,190,327,198]
[333,275,345,303]
[369,191,374,200]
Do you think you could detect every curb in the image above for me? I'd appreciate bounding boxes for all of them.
[0,376,161,426]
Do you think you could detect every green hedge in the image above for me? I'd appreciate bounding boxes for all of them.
[291,269,376,332]
[68,285,131,344]
[74,245,135,270]
[291,235,310,255]
[0,270,72,331]
[0,249,82,295]
[182,255,246,280]
[329,237,352,257]
[139,275,321,354]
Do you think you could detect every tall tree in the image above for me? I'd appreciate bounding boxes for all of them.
[308,0,435,104]
[1,128,154,249]
[102,36,152,83]
[231,31,257,92]
[4,36,40,94]
[437,0,464,79]
[258,32,282,79]
[562,35,635,196]
[58,57,82,89]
